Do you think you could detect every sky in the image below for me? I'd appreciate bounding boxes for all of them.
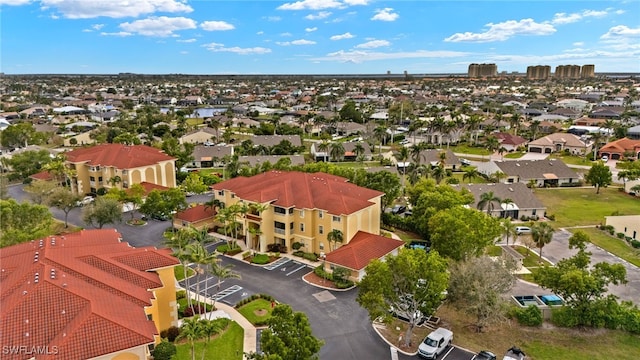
[1,0,639,75]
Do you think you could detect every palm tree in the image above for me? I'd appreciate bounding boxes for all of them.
[491,171,507,183]
[529,119,541,141]
[177,316,205,360]
[327,229,344,251]
[485,136,500,158]
[462,168,479,184]
[409,143,424,166]
[207,262,241,317]
[187,242,217,306]
[396,146,409,187]
[353,143,365,163]
[164,228,197,312]
[317,140,330,162]
[501,218,517,246]
[430,164,447,185]
[477,191,502,215]
[200,319,222,360]
[374,125,387,153]
[329,141,345,162]
[531,222,554,261]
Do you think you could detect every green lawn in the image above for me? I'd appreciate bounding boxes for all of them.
[237,298,273,325]
[513,245,552,267]
[173,321,243,360]
[549,153,594,166]
[174,265,195,281]
[451,172,489,184]
[535,187,640,228]
[578,227,640,267]
[449,144,492,156]
[504,151,525,159]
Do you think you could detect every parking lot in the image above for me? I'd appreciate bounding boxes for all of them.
[436,346,476,360]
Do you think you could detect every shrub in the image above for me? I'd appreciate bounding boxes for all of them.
[242,251,252,259]
[551,307,579,328]
[234,294,274,308]
[332,267,350,282]
[335,280,355,289]
[152,340,177,360]
[546,214,556,221]
[293,250,305,257]
[292,241,304,250]
[314,265,333,281]
[514,305,543,326]
[159,326,181,342]
[183,304,207,317]
[619,301,640,334]
[176,290,186,300]
[252,254,271,264]
[216,244,230,253]
[631,240,640,249]
[617,232,626,239]
[302,252,319,262]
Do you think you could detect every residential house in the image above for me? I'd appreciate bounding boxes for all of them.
[494,132,528,151]
[190,145,234,168]
[550,107,581,119]
[173,204,217,231]
[555,99,590,112]
[0,229,179,360]
[527,133,591,155]
[323,231,404,281]
[64,144,176,195]
[417,149,462,170]
[333,121,366,136]
[628,125,640,140]
[598,138,640,160]
[251,135,302,148]
[589,107,623,120]
[574,117,606,126]
[476,159,580,187]
[238,155,306,167]
[456,182,546,220]
[179,127,217,144]
[210,171,384,255]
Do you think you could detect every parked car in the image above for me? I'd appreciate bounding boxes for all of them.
[601,155,609,162]
[474,350,497,360]
[391,205,407,215]
[515,226,532,235]
[503,346,526,360]
[418,327,453,359]
[76,196,95,207]
[460,158,472,166]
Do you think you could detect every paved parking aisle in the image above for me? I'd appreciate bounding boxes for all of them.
[439,346,475,360]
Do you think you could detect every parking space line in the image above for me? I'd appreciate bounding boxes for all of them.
[441,346,454,359]
[264,257,291,271]
[286,264,307,276]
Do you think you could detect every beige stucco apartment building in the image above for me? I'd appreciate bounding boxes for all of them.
[64,144,176,195]
[211,171,383,256]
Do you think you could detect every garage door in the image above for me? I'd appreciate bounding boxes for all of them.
[529,147,542,153]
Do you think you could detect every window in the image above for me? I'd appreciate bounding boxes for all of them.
[90,176,96,181]
[299,210,304,218]
[319,243,324,250]
[123,181,129,189]
[146,313,153,321]
[218,190,224,196]
[288,207,294,214]
[274,206,286,215]
[290,222,294,230]
[300,223,305,232]
[319,225,324,234]
[121,169,128,175]
[318,211,324,219]
[332,215,341,222]
[98,176,103,182]
[231,194,235,198]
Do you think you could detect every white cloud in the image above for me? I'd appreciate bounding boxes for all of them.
[444,18,556,43]
[343,0,369,5]
[278,0,343,11]
[203,43,272,55]
[0,0,32,5]
[313,49,469,63]
[330,32,354,40]
[200,21,234,31]
[371,8,398,22]
[573,41,584,47]
[601,25,640,39]
[276,39,317,46]
[306,27,318,32]
[266,16,282,22]
[92,23,104,30]
[355,39,389,48]
[257,31,264,35]
[39,0,192,19]
[281,32,293,37]
[177,38,196,43]
[119,16,197,37]
[551,9,609,25]
[100,31,133,37]
[305,11,332,20]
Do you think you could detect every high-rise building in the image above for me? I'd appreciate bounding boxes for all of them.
[555,65,582,79]
[581,64,595,78]
[526,65,551,80]
[468,63,497,78]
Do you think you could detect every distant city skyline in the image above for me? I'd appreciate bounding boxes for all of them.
[1,0,639,75]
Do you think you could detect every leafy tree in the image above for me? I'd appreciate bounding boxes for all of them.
[0,199,53,247]
[247,304,324,360]
[139,188,187,219]
[585,162,612,194]
[356,170,401,210]
[161,136,195,170]
[429,207,502,261]
[82,197,122,229]
[152,340,177,360]
[47,187,80,228]
[534,231,627,327]
[24,180,57,205]
[338,99,363,123]
[408,179,474,238]
[327,229,344,251]
[6,149,52,180]
[357,249,449,348]
[181,172,208,195]
[1,122,38,148]
[531,222,554,260]
[447,256,517,332]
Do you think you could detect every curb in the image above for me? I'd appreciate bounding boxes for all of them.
[370,322,418,356]
[300,273,355,292]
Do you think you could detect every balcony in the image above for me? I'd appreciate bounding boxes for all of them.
[246,213,261,222]
[274,228,286,235]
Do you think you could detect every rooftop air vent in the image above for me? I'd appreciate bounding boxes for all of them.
[34,273,39,283]
[50,269,56,279]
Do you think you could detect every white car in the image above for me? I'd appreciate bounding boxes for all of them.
[418,327,453,359]
[515,226,532,235]
[76,196,95,207]
[601,155,609,162]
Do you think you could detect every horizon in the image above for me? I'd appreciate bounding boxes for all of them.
[1,0,639,74]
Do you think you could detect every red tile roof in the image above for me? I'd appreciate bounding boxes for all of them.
[175,204,216,223]
[599,137,640,154]
[29,170,54,181]
[0,229,179,360]
[65,144,175,169]
[494,132,527,146]
[325,231,404,270]
[138,181,170,195]
[212,171,384,215]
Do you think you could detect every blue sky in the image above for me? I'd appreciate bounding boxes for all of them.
[1,0,639,74]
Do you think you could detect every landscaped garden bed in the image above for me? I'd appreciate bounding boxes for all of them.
[176,290,214,318]
[242,252,280,265]
[235,294,276,326]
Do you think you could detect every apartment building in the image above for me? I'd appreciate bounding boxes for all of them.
[0,229,179,360]
[468,63,497,78]
[526,65,551,80]
[210,171,384,256]
[64,144,176,195]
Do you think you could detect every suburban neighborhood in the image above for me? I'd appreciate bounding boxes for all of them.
[1,72,639,360]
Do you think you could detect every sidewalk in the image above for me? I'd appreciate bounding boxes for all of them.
[181,288,257,359]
